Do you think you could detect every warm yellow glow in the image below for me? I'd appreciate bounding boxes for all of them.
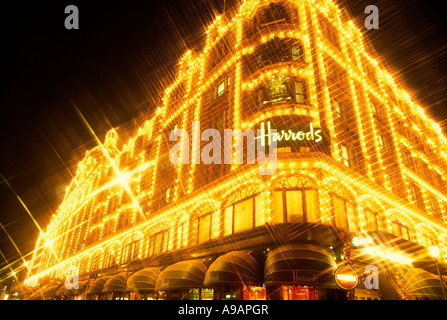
[23,0,447,289]
[428,245,440,259]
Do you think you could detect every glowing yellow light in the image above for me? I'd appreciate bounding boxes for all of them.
[23,0,447,289]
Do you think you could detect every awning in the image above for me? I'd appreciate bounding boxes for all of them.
[264,243,337,286]
[103,272,127,293]
[403,268,446,299]
[204,251,263,286]
[155,259,208,291]
[88,276,110,294]
[126,267,161,293]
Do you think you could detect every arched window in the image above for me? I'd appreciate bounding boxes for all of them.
[271,176,319,224]
[103,248,117,269]
[147,230,169,257]
[90,252,101,271]
[359,200,386,233]
[324,179,357,232]
[121,236,141,264]
[222,184,266,236]
[391,220,413,242]
[330,194,353,231]
[191,213,212,245]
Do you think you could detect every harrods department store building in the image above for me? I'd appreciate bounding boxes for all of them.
[23,0,447,300]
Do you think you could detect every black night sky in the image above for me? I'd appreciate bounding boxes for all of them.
[0,0,447,284]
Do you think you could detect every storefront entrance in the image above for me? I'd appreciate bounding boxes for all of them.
[281,285,318,300]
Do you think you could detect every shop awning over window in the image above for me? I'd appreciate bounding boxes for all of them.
[155,259,208,291]
[403,268,446,300]
[126,267,161,292]
[204,251,263,286]
[88,276,110,294]
[264,243,337,286]
[103,272,127,293]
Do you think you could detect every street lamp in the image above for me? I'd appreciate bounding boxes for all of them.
[428,245,446,300]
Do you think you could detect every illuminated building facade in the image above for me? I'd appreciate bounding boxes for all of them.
[24,0,447,300]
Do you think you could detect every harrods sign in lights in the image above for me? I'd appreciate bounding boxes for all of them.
[254,119,330,153]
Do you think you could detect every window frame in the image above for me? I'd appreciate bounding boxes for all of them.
[222,193,267,236]
[120,239,140,264]
[340,144,349,167]
[294,81,306,104]
[291,45,303,61]
[334,101,342,117]
[147,230,169,257]
[196,213,212,245]
[272,187,320,224]
[217,80,225,96]
[330,194,355,232]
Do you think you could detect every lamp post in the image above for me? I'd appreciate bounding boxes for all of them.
[428,246,446,300]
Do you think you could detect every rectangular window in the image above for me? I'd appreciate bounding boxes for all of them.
[366,210,378,231]
[154,232,163,255]
[378,135,384,149]
[272,191,284,223]
[177,224,185,249]
[346,202,359,233]
[227,76,230,88]
[291,46,302,61]
[305,190,318,222]
[148,238,155,256]
[224,206,233,236]
[211,211,220,238]
[258,89,264,104]
[295,82,305,103]
[217,81,225,96]
[190,219,198,243]
[198,214,211,244]
[286,190,303,223]
[392,222,401,237]
[234,198,254,233]
[104,251,114,268]
[162,231,169,252]
[121,246,129,264]
[401,226,410,241]
[335,101,342,117]
[256,54,263,67]
[341,144,349,167]
[333,196,349,230]
[255,194,266,226]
